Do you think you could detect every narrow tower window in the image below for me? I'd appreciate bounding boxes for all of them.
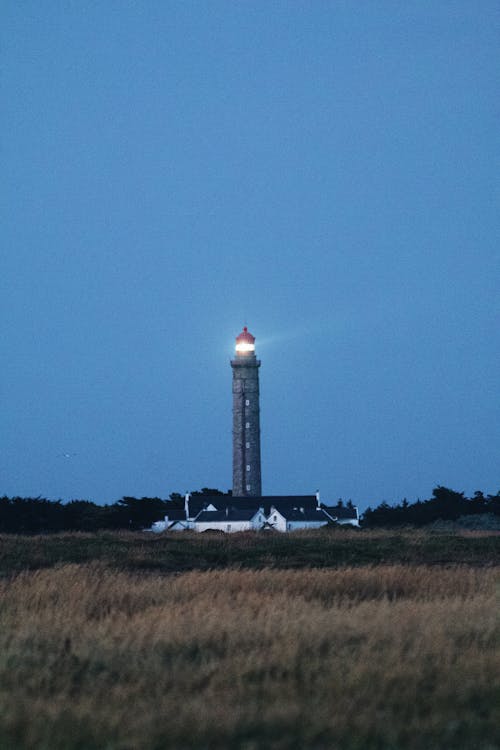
[245,399,250,406]
[246,465,250,472]
[245,422,250,429]
[246,442,250,449]
[246,485,251,491]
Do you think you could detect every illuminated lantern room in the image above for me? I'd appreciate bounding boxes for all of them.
[235,326,256,355]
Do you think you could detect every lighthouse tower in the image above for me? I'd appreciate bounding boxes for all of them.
[231,327,262,496]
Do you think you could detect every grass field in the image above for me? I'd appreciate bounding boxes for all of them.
[1,527,500,573]
[0,530,499,749]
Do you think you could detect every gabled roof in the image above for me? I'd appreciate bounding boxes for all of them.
[197,495,319,516]
[195,507,263,523]
[165,496,358,520]
[164,508,188,521]
[271,507,331,522]
[167,519,189,529]
[250,495,317,507]
[211,496,258,510]
[186,496,215,517]
[166,496,226,518]
[322,504,358,520]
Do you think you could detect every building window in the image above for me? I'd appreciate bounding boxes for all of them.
[246,442,250,449]
[245,422,250,429]
[246,484,251,491]
[273,514,277,522]
[246,465,250,472]
[245,399,250,406]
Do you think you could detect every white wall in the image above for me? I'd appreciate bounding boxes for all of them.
[194,512,265,533]
[148,518,191,532]
[266,507,332,532]
[286,519,329,531]
[149,520,168,533]
[267,509,287,532]
[194,520,251,533]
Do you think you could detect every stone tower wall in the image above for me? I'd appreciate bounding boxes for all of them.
[231,355,262,496]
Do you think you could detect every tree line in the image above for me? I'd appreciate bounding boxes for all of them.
[0,488,223,534]
[0,486,498,533]
[363,486,500,527]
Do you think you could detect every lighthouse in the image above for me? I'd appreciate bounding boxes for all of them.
[231,327,262,496]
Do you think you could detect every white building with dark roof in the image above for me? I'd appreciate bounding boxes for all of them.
[266,505,331,532]
[194,507,265,534]
[322,504,360,526]
[149,493,359,533]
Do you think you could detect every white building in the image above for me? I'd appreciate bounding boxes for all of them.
[266,505,332,532]
[194,507,265,533]
[147,493,360,533]
[322,504,360,527]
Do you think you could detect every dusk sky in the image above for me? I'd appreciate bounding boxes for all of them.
[2,2,499,510]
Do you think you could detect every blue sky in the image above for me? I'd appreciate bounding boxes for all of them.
[2,1,499,509]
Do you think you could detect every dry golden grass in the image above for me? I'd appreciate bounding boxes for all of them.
[0,564,499,749]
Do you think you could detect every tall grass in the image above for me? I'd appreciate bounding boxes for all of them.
[0,564,498,749]
[1,527,499,574]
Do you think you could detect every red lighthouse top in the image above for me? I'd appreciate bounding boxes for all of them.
[236,326,255,344]
[235,326,256,354]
